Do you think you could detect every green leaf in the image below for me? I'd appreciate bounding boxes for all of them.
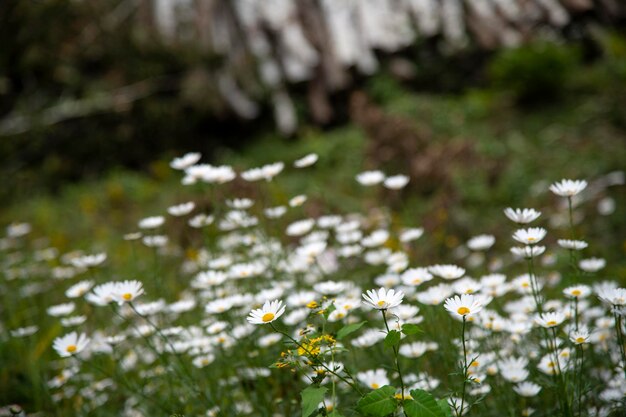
[328,410,345,417]
[336,321,367,340]
[401,323,423,336]
[301,386,327,417]
[384,330,401,348]
[404,390,445,417]
[357,385,397,416]
[437,399,453,417]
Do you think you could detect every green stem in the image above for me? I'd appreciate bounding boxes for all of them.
[381,310,407,405]
[550,327,572,417]
[73,354,172,413]
[527,254,543,315]
[613,308,626,379]
[460,316,468,417]
[129,303,214,405]
[577,345,583,417]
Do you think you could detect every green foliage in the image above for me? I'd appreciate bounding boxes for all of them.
[301,386,328,417]
[404,390,446,417]
[357,386,397,417]
[384,330,401,348]
[336,321,367,340]
[489,42,579,103]
[401,323,422,336]
[437,399,453,417]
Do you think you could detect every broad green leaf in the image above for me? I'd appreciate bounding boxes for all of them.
[328,410,345,417]
[404,389,445,417]
[336,321,367,340]
[437,398,453,417]
[384,330,401,348]
[301,386,327,417]
[357,385,397,416]
[401,323,423,335]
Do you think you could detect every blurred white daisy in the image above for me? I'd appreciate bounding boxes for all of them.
[53,332,90,357]
[504,208,541,224]
[294,153,318,168]
[549,179,587,197]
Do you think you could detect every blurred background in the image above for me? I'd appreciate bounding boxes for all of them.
[1,0,625,249]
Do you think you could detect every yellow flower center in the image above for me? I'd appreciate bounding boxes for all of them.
[547,320,557,326]
[522,282,530,288]
[413,279,421,284]
[262,313,275,322]
[377,300,386,307]
[344,304,352,310]
[122,293,132,301]
[465,289,474,294]
[576,337,585,343]
[457,307,470,315]
[571,290,581,296]
[201,359,210,365]
[527,237,536,242]
[306,301,318,309]
[66,344,77,353]
[371,383,380,389]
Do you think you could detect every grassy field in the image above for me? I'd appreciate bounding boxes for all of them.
[1,40,626,417]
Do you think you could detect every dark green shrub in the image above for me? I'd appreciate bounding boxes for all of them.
[489,42,579,104]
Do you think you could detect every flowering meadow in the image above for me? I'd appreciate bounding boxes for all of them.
[1,151,626,417]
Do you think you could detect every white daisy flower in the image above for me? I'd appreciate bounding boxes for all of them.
[512,228,547,245]
[53,332,90,357]
[597,287,626,306]
[356,369,390,389]
[399,228,424,242]
[579,257,605,272]
[286,219,315,236]
[189,214,214,228]
[443,294,483,318]
[569,329,590,345]
[114,280,145,305]
[513,381,542,397]
[534,311,566,328]
[356,170,385,186]
[65,280,94,298]
[362,288,404,310]
[289,195,307,207]
[429,264,466,280]
[549,179,587,197]
[504,208,542,224]
[170,152,201,170]
[383,175,410,190]
[562,285,591,299]
[467,234,495,251]
[246,300,286,325]
[167,202,195,216]
[510,246,546,258]
[138,216,165,229]
[401,267,433,286]
[70,253,107,268]
[294,153,318,168]
[557,240,588,250]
